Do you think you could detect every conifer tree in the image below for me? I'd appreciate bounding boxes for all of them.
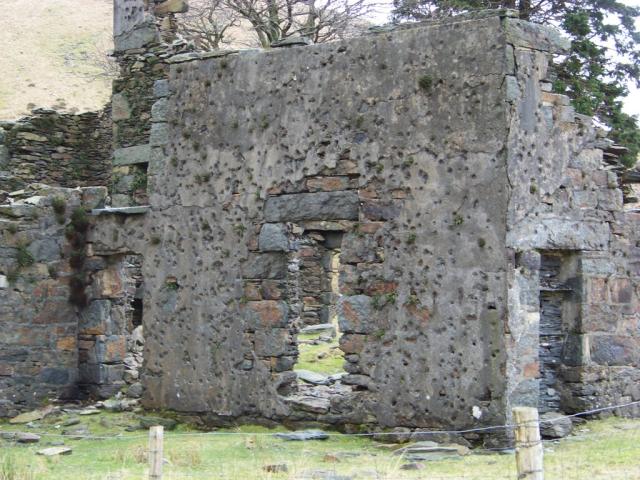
[393,0,640,167]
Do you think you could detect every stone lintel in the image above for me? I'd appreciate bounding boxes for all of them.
[113,145,151,166]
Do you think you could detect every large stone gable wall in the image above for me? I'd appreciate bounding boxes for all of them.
[133,11,639,428]
[140,14,514,429]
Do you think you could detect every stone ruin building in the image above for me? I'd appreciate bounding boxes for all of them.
[1,1,639,436]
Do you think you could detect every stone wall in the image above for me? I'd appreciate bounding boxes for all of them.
[1,5,638,429]
[0,109,112,198]
[136,13,516,430]
[78,250,142,400]
[297,234,341,327]
[0,185,150,416]
[125,11,639,430]
[110,0,191,207]
[0,185,106,416]
[502,21,640,417]
[114,0,186,53]
[110,53,168,207]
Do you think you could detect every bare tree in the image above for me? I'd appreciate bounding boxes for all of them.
[178,0,378,49]
[69,38,119,81]
[177,0,241,50]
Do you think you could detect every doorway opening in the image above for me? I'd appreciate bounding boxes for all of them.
[77,252,145,399]
[122,254,144,389]
[538,251,579,413]
[296,230,345,375]
[286,229,350,415]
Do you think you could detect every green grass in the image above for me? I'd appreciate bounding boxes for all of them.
[0,412,639,479]
[296,332,345,375]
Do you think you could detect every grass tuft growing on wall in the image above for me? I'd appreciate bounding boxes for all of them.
[15,244,34,268]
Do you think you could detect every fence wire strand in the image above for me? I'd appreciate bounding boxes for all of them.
[13,399,640,441]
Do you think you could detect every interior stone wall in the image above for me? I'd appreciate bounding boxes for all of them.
[138,14,516,430]
[0,185,151,416]
[0,185,110,417]
[0,109,112,198]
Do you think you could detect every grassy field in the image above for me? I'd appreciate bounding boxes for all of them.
[0,409,639,480]
[0,0,112,120]
[296,331,345,375]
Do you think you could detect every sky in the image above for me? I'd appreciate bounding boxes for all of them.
[370,0,639,118]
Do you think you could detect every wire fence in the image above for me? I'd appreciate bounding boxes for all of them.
[1,401,639,480]
[19,399,640,441]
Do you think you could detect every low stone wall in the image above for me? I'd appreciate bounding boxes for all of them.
[0,109,112,197]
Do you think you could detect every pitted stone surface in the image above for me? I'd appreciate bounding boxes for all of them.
[114,0,158,51]
[141,14,514,429]
[134,13,639,429]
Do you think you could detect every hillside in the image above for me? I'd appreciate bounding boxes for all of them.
[0,0,113,121]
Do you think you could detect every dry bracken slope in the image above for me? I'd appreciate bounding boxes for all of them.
[0,0,113,121]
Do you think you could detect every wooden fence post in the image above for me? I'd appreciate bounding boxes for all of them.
[149,425,164,480]
[513,407,544,480]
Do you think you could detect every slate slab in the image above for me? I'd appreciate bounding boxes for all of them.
[300,323,336,337]
[275,430,329,441]
[37,446,72,456]
[139,416,178,430]
[393,441,469,462]
[62,425,90,439]
[61,417,81,427]
[10,407,54,424]
[16,432,41,444]
[296,370,330,386]
[540,412,573,439]
[285,395,331,414]
[78,408,100,416]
